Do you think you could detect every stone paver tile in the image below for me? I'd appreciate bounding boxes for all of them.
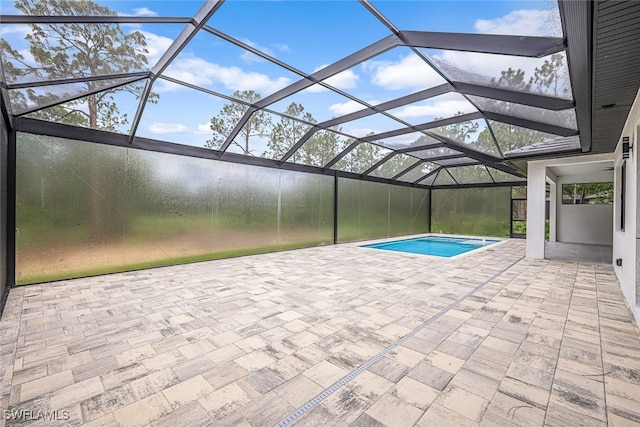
[236,335,268,353]
[11,365,48,386]
[150,401,212,427]
[274,374,323,408]
[277,310,304,322]
[426,350,466,374]
[113,392,173,427]
[416,402,478,427]
[506,361,555,391]
[291,406,347,426]
[436,384,489,422]
[282,319,310,334]
[388,346,425,368]
[350,370,395,402]
[172,355,216,381]
[549,390,606,422]
[209,331,243,348]
[407,361,454,391]
[199,382,251,420]
[177,340,217,360]
[101,362,148,390]
[48,350,94,375]
[129,367,180,400]
[268,354,311,381]
[465,356,509,382]
[321,385,372,425]
[203,360,249,391]
[241,391,295,427]
[350,413,386,427]
[19,369,74,402]
[606,376,640,401]
[115,344,157,367]
[368,357,409,383]
[49,376,104,409]
[206,344,245,364]
[483,391,545,427]
[303,360,348,388]
[162,375,215,408]
[435,339,475,360]
[606,393,640,425]
[544,399,606,427]
[72,356,119,383]
[141,350,185,371]
[236,351,277,371]
[449,368,500,398]
[608,412,640,426]
[81,413,117,427]
[392,376,439,409]
[366,392,424,427]
[243,367,285,394]
[81,384,137,422]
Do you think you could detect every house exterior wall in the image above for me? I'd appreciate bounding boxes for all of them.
[612,88,640,325]
[556,170,614,245]
[527,153,615,259]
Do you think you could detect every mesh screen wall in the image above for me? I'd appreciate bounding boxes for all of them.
[15,133,334,284]
[0,112,7,299]
[337,178,429,243]
[431,187,511,237]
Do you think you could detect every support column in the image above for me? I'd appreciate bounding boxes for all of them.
[526,163,546,258]
[545,170,558,243]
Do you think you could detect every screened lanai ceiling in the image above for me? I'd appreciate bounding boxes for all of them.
[0,0,587,188]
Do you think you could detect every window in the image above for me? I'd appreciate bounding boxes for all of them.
[561,182,614,205]
[621,162,626,231]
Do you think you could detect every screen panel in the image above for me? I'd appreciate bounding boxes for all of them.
[15,132,334,284]
[431,186,510,237]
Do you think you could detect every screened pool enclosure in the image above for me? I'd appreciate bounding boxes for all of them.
[0,0,590,285]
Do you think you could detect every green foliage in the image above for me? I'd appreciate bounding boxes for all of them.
[431,187,511,237]
[2,0,157,130]
[207,90,271,154]
[303,128,350,167]
[432,111,479,143]
[561,182,614,204]
[333,139,384,173]
[266,102,315,160]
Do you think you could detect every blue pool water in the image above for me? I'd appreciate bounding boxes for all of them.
[361,235,498,257]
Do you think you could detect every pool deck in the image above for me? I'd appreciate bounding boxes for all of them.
[0,238,639,426]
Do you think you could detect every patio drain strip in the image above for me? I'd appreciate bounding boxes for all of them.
[274,254,525,427]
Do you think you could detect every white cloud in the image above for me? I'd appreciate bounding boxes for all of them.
[148,122,189,134]
[363,54,446,90]
[238,38,275,63]
[329,99,377,116]
[342,127,380,138]
[0,24,30,37]
[137,31,174,65]
[307,65,360,93]
[392,94,477,120]
[160,53,292,94]
[196,123,211,134]
[430,49,549,83]
[475,9,562,37]
[16,48,36,66]
[133,7,158,17]
[273,43,290,53]
[237,40,291,63]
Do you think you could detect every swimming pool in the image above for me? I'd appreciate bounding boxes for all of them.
[361,235,498,257]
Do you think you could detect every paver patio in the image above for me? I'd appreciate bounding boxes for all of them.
[0,237,639,426]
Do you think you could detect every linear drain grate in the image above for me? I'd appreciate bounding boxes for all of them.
[274,255,524,427]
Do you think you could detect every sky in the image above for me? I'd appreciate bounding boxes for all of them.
[0,0,571,156]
